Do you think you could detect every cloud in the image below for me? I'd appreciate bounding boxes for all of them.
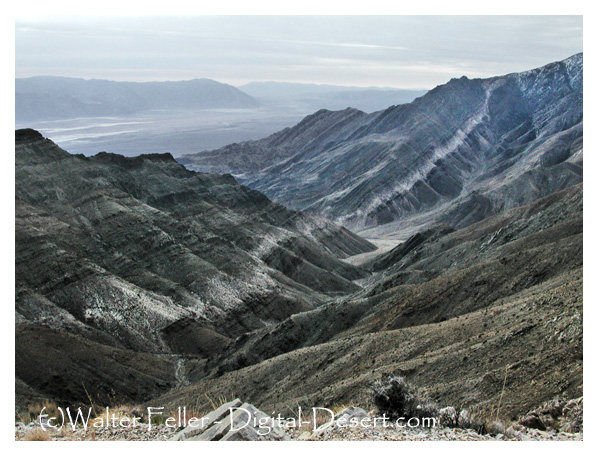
[15,15,582,88]
[280,39,409,51]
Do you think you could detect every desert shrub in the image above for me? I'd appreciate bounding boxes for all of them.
[26,400,61,424]
[371,375,438,422]
[441,405,491,434]
[150,414,167,426]
[457,408,489,434]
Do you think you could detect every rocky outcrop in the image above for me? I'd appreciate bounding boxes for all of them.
[170,399,290,441]
[516,397,583,433]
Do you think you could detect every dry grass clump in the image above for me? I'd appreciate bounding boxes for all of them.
[22,428,51,441]
[16,400,61,425]
[90,405,142,427]
[331,404,351,415]
[204,394,231,411]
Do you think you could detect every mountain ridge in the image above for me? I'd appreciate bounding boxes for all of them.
[16,76,260,121]
[181,53,583,233]
[179,107,368,174]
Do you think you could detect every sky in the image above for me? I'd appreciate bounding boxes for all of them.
[14,15,582,89]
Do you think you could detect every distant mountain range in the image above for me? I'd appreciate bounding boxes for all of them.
[15,77,427,125]
[181,53,583,233]
[238,81,427,113]
[15,76,259,121]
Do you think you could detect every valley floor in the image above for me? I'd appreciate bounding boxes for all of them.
[341,238,402,267]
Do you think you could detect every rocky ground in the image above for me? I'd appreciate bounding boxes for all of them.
[15,421,173,441]
[16,396,583,441]
[298,426,582,441]
[15,419,582,441]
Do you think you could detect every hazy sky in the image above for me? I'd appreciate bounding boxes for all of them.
[15,15,583,89]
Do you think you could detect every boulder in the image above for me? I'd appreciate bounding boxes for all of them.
[505,423,527,438]
[334,406,369,422]
[439,406,458,427]
[457,409,473,429]
[311,406,370,438]
[169,399,290,441]
[518,413,546,431]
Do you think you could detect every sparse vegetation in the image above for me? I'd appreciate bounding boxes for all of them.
[22,428,51,441]
[204,393,231,411]
[91,405,142,427]
[369,376,513,435]
[22,400,61,425]
[371,375,438,422]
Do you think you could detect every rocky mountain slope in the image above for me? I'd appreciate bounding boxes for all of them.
[179,108,369,174]
[15,128,375,404]
[154,183,582,422]
[16,76,259,121]
[181,54,582,232]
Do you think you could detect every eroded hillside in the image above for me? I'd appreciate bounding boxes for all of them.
[154,184,582,421]
[15,128,375,405]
